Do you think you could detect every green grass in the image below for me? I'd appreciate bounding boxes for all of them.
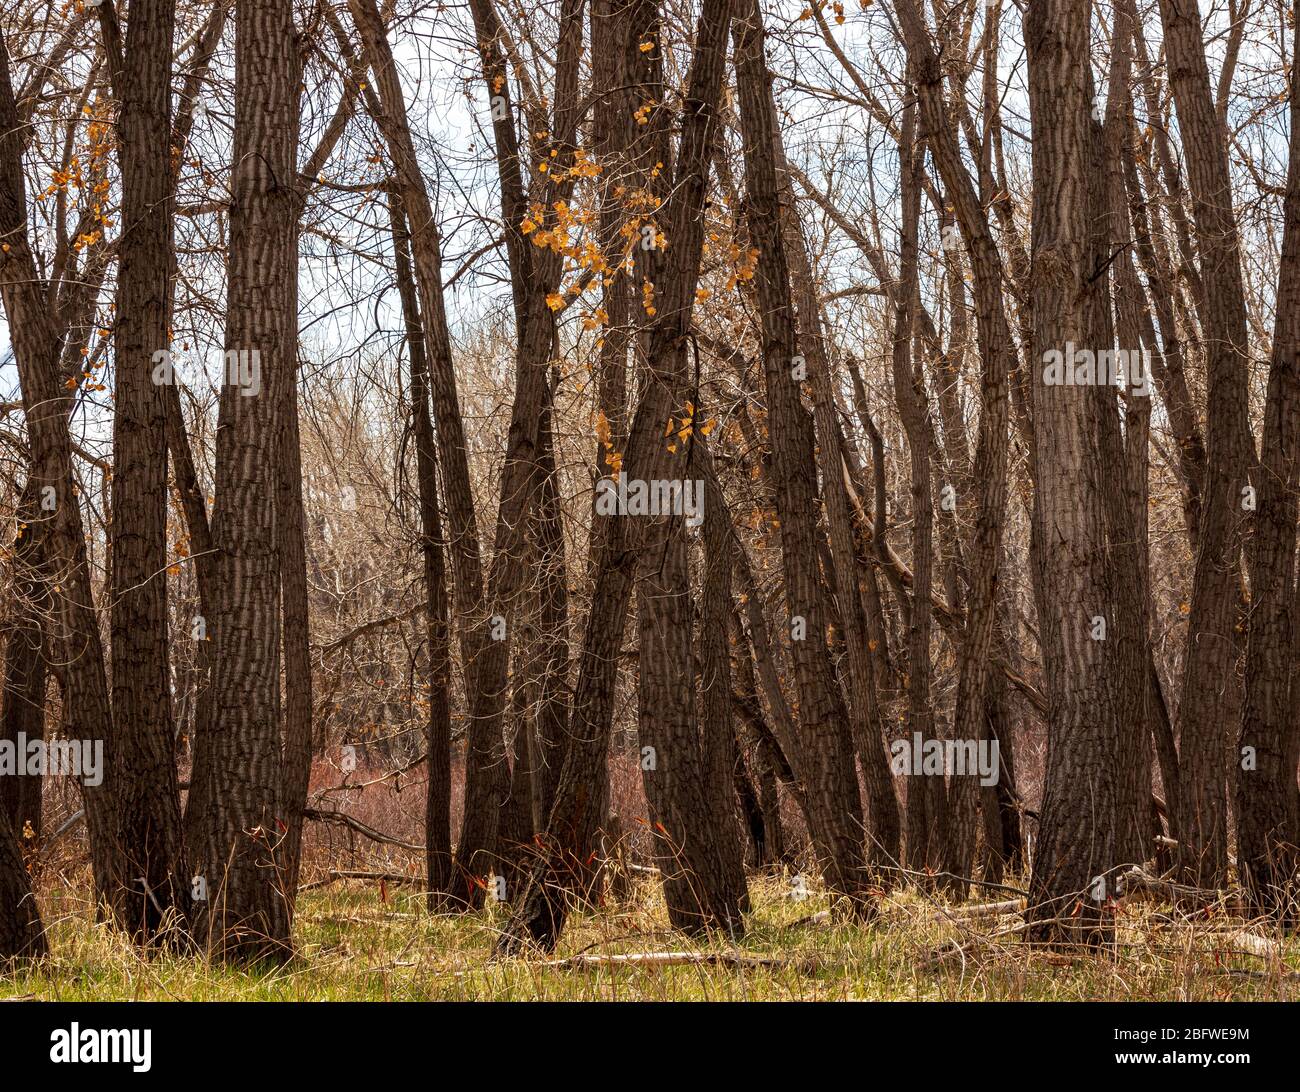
[3,875,1296,1000]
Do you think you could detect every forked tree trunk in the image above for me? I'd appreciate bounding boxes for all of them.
[496,0,736,951]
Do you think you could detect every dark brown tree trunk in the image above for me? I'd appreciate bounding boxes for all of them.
[496,0,735,951]
[1238,26,1300,922]
[106,0,189,941]
[732,0,874,909]
[191,0,299,961]
[888,101,937,879]
[529,400,571,827]
[1024,0,1124,945]
[1,482,47,841]
[0,29,121,917]
[0,807,43,959]
[1157,0,1256,889]
[277,338,314,915]
[894,0,1013,901]
[348,0,496,907]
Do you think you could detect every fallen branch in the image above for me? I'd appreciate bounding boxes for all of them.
[299,870,421,892]
[946,898,1025,921]
[303,807,424,852]
[530,950,822,974]
[1119,866,1229,906]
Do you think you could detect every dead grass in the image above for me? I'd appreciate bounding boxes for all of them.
[3,871,1296,1000]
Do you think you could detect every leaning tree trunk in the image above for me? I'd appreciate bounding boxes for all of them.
[496,0,736,952]
[732,0,874,910]
[0,29,121,917]
[347,0,495,907]
[387,188,455,907]
[1157,0,1256,889]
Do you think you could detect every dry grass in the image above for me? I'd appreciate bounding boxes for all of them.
[3,871,1296,1001]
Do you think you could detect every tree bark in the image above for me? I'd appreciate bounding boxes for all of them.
[191,0,300,961]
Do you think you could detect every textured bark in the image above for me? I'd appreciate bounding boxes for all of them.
[347,0,494,904]
[0,475,46,957]
[629,10,747,933]
[191,0,299,961]
[169,3,230,852]
[0,807,43,959]
[277,340,313,914]
[732,0,874,908]
[775,108,900,876]
[1238,29,1300,921]
[1099,14,1154,866]
[894,0,1012,900]
[529,402,571,827]
[0,30,121,914]
[1024,0,1124,945]
[452,0,586,901]
[496,0,734,951]
[888,101,938,877]
[1157,0,1256,888]
[1,483,46,840]
[106,0,189,940]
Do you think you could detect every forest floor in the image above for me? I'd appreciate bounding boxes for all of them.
[2,874,1297,1000]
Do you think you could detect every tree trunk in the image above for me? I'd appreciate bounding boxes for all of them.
[1238,26,1300,921]
[0,29,121,918]
[1157,0,1256,889]
[496,0,735,951]
[1024,0,1124,946]
[387,188,455,907]
[191,0,299,961]
[732,0,874,909]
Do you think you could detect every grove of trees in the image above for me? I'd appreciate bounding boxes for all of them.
[0,0,1296,963]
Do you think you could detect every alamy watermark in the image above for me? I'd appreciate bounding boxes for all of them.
[594,472,704,528]
[1042,342,1152,397]
[0,733,103,786]
[890,732,1001,787]
[151,348,261,396]
[50,1024,151,1072]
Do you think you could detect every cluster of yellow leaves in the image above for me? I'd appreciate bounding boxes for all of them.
[567,147,602,180]
[664,400,716,454]
[724,243,761,291]
[634,101,655,125]
[167,536,193,577]
[595,410,623,473]
[580,307,609,331]
[642,278,656,317]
